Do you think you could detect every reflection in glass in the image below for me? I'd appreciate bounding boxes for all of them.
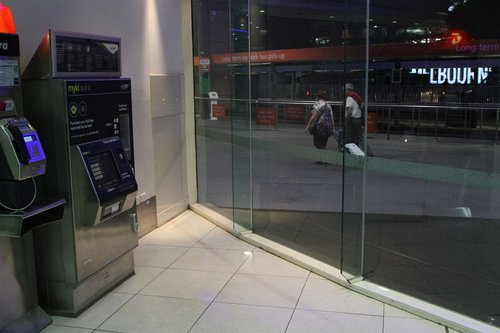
[192,0,500,328]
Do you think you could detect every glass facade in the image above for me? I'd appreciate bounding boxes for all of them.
[192,0,500,327]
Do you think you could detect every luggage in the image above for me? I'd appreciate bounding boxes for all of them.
[344,143,365,156]
[332,128,365,156]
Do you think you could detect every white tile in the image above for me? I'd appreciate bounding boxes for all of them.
[190,302,293,333]
[41,326,93,333]
[287,309,383,333]
[133,244,189,267]
[51,292,133,329]
[216,273,306,308]
[139,212,215,247]
[384,304,422,319]
[99,294,209,333]
[168,211,218,232]
[113,266,165,294]
[237,249,309,278]
[297,277,384,316]
[171,247,250,273]
[384,317,447,333]
[172,210,217,226]
[139,268,233,301]
[139,222,214,247]
[194,227,255,251]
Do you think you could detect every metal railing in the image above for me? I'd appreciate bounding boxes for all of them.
[196,96,500,141]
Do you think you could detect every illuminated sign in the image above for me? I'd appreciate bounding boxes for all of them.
[410,67,492,85]
[450,32,462,45]
[0,4,16,34]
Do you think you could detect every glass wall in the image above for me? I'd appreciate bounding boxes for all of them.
[193,0,500,328]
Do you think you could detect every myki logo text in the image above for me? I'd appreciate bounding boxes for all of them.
[67,84,80,94]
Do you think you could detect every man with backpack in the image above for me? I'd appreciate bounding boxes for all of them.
[344,83,363,147]
[344,83,374,156]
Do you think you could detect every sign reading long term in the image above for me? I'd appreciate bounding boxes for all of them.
[410,67,492,85]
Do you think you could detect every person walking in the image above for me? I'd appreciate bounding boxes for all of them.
[344,83,362,146]
[305,90,335,161]
[344,83,374,156]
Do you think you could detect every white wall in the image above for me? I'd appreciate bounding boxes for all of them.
[3,0,191,222]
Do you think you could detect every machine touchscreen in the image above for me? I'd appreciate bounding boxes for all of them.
[86,150,121,190]
[78,136,137,205]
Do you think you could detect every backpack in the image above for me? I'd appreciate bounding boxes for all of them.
[314,104,333,136]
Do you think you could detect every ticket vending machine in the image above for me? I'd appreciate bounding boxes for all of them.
[0,32,64,332]
[22,30,138,316]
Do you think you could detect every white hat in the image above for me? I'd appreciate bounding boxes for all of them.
[345,83,354,90]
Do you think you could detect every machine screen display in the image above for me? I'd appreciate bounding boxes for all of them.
[78,137,137,203]
[55,35,120,74]
[0,59,19,87]
[23,135,35,143]
[86,150,121,190]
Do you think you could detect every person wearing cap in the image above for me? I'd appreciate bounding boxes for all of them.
[344,83,374,156]
[344,83,363,147]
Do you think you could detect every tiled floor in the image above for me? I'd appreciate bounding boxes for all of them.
[41,210,460,333]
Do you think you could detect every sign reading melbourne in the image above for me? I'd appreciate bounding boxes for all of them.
[410,67,492,85]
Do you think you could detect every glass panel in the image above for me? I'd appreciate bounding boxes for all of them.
[339,0,369,280]
[246,0,346,268]
[230,0,253,232]
[193,0,500,328]
[192,0,235,221]
[192,0,253,231]
[361,0,500,327]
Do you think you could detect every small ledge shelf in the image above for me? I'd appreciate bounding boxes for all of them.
[0,198,65,237]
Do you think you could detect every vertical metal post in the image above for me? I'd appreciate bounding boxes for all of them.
[387,106,391,140]
[496,109,499,144]
[434,108,438,140]
[463,108,467,138]
[479,109,483,135]
[411,107,415,131]
[417,107,421,135]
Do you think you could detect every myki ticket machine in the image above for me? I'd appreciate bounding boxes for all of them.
[0,32,64,333]
[22,30,138,316]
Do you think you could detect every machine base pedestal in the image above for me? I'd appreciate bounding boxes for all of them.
[38,250,135,317]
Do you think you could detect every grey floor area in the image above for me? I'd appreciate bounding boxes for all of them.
[41,210,463,333]
[196,118,500,328]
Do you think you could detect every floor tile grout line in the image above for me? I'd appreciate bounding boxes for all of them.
[186,244,257,332]
[167,218,429,332]
[94,266,169,332]
[60,212,451,332]
[93,222,209,332]
[383,302,386,333]
[284,270,312,333]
